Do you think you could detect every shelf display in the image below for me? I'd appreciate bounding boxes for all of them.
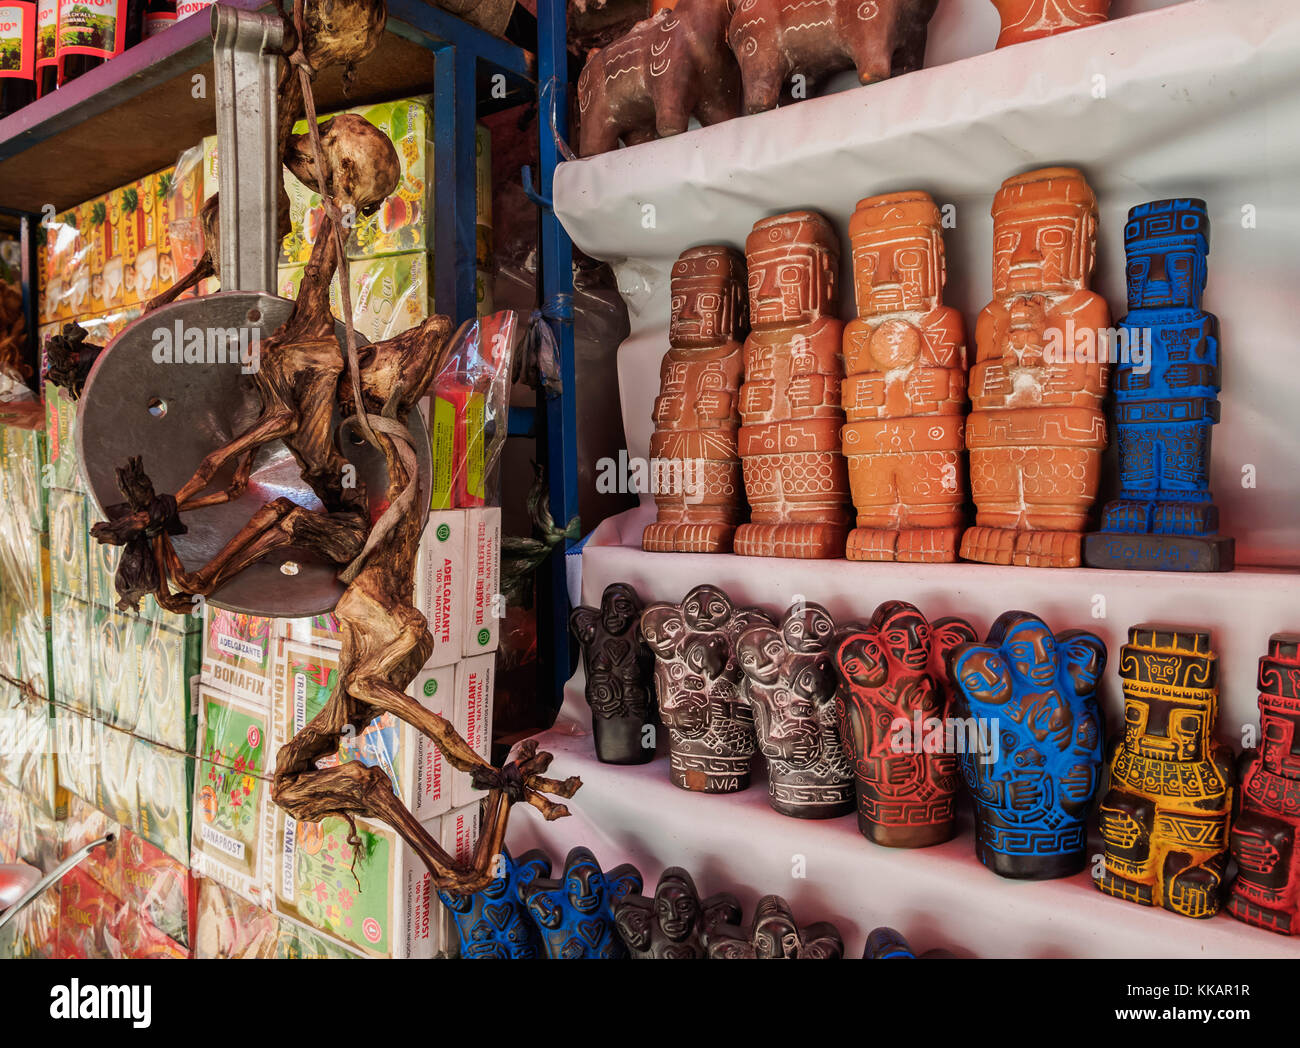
[1228,633,1300,936]
[613,866,741,959]
[727,0,937,115]
[438,847,553,959]
[1097,625,1234,918]
[735,210,850,560]
[640,584,771,794]
[961,167,1109,568]
[569,582,657,765]
[990,0,1111,49]
[737,600,854,819]
[576,0,740,158]
[949,611,1106,879]
[1085,198,1233,572]
[842,190,968,563]
[521,846,643,959]
[643,244,748,555]
[832,601,977,847]
[706,894,843,959]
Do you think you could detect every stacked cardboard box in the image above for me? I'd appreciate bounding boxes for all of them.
[192,609,483,958]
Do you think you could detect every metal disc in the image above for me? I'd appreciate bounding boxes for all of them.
[76,290,432,618]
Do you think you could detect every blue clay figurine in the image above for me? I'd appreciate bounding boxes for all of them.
[947,611,1106,880]
[1085,198,1234,571]
[437,847,552,959]
[521,846,643,959]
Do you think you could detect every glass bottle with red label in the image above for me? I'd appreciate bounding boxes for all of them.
[0,0,36,116]
[57,0,143,84]
[173,0,209,22]
[143,0,172,38]
[34,0,54,94]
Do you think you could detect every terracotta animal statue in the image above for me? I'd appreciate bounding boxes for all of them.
[577,0,742,156]
[728,0,939,115]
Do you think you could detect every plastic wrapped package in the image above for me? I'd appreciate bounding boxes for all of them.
[91,603,137,731]
[57,865,125,959]
[0,883,58,958]
[0,780,21,863]
[17,801,60,872]
[201,607,276,708]
[60,794,123,896]
[194,876,278,959]
[276,251,432,344]
[136,738,193,865]
[94,724,138,828]
[42,380,83,492]
[54,707,100,806]
[190,684,274,907]
[37,209,87,325]
[51,589,92,715]
[47,486,87,600]
[119,828,193,952]
[134,618,200,752]
[158,149,205,303]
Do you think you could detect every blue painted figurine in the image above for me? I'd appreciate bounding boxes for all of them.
[521,846,643,959]
[947,611,1107,879]
[1085,198,1234,571]
[437,847,552,959]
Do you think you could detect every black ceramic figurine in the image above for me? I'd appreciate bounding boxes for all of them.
[613,867,741,959]
[521,846,644,959]
[437,847,552,959]
[737,601,855,818]
[707,895,844,958]
[569,582,658,764]
[641,584,773,793]
[862,926,955,958]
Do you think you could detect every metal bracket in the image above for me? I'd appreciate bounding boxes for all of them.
[212,5,283,293]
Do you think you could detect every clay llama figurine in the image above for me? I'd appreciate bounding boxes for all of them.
[728,0,939,114]
[1085,198,1233,572]
[842,191,968,562]
[577,0,742,156]
[990,0,1112,49]
[1096,625,1235,918]
[1228,633,1300,935]
[644,245,748,554]
[735,210,851,559]
[961,167,1110,568]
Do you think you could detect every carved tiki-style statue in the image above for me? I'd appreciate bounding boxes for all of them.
[613,866,742,958]
[707,895,843,959]
[1085,199,1233,572]
[728,0,938,114]
[736,601,855,818]
[437,847,552,959]
[832,602,978,847]
[842,191,968,562]
[1228,634,1300,935]
[735,211,851,559]
[1096,625,1234,918]
[570,582,658,764]
[948,611,1106,879]
[641,584,773,793]
[577,0,741,156]
[961,168,1110,568]
[521,847,644,959]
[990,0,1112,49]
[644,245,748,554]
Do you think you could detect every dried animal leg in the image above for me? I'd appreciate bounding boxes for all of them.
[44,322,104,400]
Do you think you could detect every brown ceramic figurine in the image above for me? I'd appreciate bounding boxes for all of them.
[728,0,938,114]
[736,601,855,819]
[644,246,749,554]
[577,0,742,157]
[990,0,1112,49]
[569,583,658,765]
[961,168,1109,568]
[735,211,851,559]
[641,584,773,793]
[842,191,968,562]
[613,867,742,958]
[832,602,978,846]
[707,895,844,958]
[1096,625,1235,918]
[1228,634,1300,935]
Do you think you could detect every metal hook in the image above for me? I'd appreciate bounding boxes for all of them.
[521,165,552,209]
